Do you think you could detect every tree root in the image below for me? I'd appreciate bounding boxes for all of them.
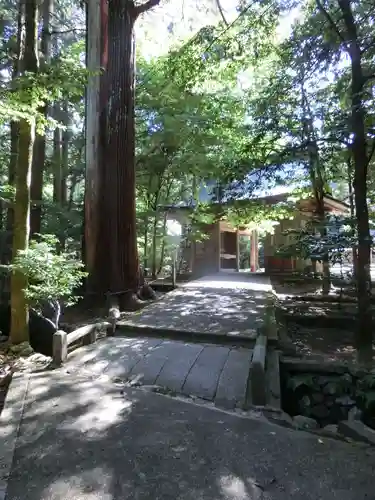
[138,283,156,301]
[120,292,146,311]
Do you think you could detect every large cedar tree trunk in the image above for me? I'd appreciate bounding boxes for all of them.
[10,0,39,344]
[103,0,139,304]
[85,0,160,304]
[84,0,107,292]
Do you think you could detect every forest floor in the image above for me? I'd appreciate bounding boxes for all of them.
[272,276,375,364]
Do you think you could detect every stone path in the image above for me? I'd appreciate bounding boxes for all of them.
[63,272,278,410]
[3,272,375,499]
[66,336,254,410]
[3,372,375,500]
[118,272,274,341]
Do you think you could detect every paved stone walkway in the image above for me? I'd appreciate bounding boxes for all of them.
[66,337,253,410]
[118,272,274,341]
[64,272,277,410]
[2,272,375,499]
[3,373,375,500]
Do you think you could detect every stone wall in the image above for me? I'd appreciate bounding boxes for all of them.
[281,366,375,431]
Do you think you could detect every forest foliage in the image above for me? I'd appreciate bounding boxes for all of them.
[1,0,374,361]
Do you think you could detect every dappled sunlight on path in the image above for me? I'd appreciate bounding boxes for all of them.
[119,272,272,339]
[4,371,375,500]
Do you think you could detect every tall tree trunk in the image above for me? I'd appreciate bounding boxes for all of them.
[301,83,330,293]
[347,156,358,281]
[157,212,168,274]
[94,0,160,307]
[142,180,152,271]
[104,0,138,300]
[84,0,107,292]
[10,0,39,344]
[85,0,160,299]
[52,104,62,203]
[61,101,69,207]
[68,173,78,211]
[30,0,53,238]
[151,210,158,278]
[6,123,19,234]
[6,6,24,237]
[337,0,372,364]
[143,214,149,270]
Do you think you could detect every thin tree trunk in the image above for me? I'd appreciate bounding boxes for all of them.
[10,0,39,344]
[61,101,69,207]
[52,107,62,203]
[142,178,152,271]
[347,156,358,281]
[338,0,372,364]
[30,0,53,238]
[157,212,168,274]
[6,6,23,236]
[68,173,78,210]
[7,122,19,233]
[301,82,330,294]
[151,209,158,278]
[143,215,149,270]
[157,178,172,274]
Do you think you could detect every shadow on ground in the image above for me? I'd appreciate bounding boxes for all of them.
[120,273,272,339]
[285,322,375,364]
[4,370,375,500]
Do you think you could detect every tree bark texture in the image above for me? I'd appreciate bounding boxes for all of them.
[301,84,331,293]
[10,0,39,344]
[84,0,107,291]
[30,0,53,238]
[102,0,139,294]
[6,6,24,236]
[7,122,19,234]
[85,0,160,300]
[338,0,372,364]
[61,101,69,207]
[347,157,358,281]
[52,104,62,203]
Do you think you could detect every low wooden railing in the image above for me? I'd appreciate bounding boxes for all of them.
[52,321,111,366]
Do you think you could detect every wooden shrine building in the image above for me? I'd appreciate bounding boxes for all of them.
[165,193,349,277]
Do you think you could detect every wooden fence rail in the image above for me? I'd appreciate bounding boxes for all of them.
[52,321,111,366]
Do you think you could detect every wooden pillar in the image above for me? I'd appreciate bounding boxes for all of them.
[254,230,259,271]
[250,230,258,272]
[217,222,221,271]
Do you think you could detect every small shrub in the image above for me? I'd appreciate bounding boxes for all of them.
[11,234,87,309]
